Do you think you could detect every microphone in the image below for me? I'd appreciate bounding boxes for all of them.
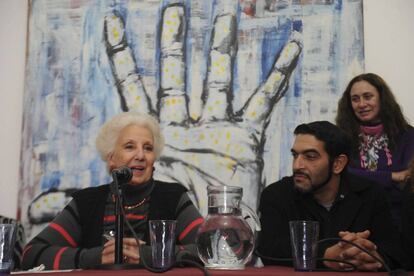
[112,166,133,184]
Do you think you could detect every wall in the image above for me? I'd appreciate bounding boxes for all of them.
[364,0,414,121]
[0,0,27,218]
[0,0,413,219]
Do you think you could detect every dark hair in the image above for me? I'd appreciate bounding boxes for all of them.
[336,73,410,151]
[294,121,351,162]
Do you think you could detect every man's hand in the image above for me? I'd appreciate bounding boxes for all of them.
[104,4,302,212]
[323,230,383,271]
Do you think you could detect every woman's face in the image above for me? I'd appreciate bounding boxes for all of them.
[108,124,156,186]
[350,80,381,124]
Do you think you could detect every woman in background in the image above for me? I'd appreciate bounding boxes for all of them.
[336,73,414,229]
[21,112,203,270]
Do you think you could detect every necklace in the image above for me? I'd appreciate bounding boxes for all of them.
[111,195,149,210]
[123,197,149,210]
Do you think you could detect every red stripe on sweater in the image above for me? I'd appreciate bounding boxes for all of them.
[179,218,204,241]
[53,247,68,270]
[103,214,146,222]
[49,223,77,247]
[22,244,33,259]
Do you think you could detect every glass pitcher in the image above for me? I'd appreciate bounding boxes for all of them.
[196,185,260,270]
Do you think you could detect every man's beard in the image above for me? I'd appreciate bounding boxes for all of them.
[293,162,333,194]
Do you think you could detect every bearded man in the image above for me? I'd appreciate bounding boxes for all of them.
[258,121,408,271]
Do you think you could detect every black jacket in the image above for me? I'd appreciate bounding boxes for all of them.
[257,173,409,269]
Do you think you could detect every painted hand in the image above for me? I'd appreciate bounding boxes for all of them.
[104,3,302,212]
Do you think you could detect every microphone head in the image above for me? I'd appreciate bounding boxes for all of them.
[112,166,133,183]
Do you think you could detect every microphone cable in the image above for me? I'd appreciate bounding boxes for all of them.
[255,237,409,276]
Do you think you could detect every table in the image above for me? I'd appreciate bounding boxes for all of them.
[12,266,414,276]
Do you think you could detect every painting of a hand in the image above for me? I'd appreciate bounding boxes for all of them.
[104,3,302,212]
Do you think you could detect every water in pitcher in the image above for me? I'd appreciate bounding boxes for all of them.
[196,186,258,270]
[197,214,254,269]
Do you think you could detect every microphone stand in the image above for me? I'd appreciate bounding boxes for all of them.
[113,173,124,264]
[92,171,134,270]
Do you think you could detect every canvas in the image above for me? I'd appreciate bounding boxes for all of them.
[19,0,364,238]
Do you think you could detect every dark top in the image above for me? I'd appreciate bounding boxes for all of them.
[21,180,203,270]
[72,180,188,247]
[257,174,409,270]
[401,182,414,269]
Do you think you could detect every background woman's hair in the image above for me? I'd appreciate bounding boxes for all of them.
[95,112,165,161]
[336,73,410,152]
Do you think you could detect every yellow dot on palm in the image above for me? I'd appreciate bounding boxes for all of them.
[199,133,205,140]
[250,111,257,118]
[226,132,231,139]
[172,98,176,104]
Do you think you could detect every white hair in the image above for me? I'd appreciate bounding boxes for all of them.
[96,112,165,161]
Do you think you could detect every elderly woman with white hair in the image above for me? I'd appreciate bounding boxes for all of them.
[22,112,203,270]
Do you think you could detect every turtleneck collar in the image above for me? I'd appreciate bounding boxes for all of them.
[122,178,155,205]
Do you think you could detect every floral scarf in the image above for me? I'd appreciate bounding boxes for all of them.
[359,124,392,171]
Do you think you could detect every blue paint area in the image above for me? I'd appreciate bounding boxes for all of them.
[260,21,291,83]
[334,0,343,11]
[292,19,302,33]
[40,171,63,190]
